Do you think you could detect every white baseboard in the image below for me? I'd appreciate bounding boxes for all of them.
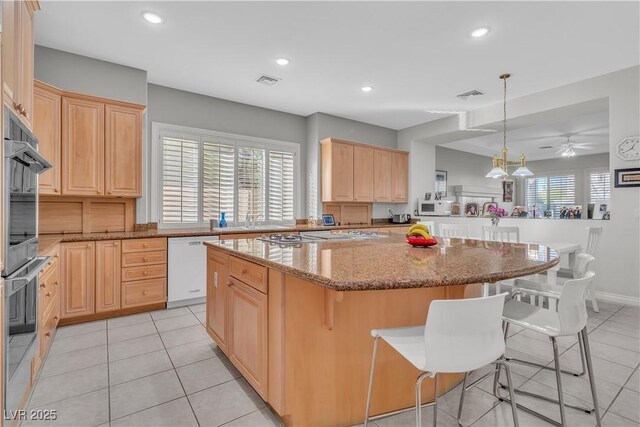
[595,291,640,307]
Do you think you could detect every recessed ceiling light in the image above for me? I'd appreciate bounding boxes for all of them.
[275,58,290,66]
[142,11,163,24]
[361,86,373,93]
[470,26,491,38]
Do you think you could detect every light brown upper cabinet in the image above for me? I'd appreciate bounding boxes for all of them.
[321,139,354,202]
[391,151,409,203]
[353,145,374,202]
[373,149,394,202]
[62,96,105,196]
[105,104,143,196]
[1,0,39,129]
[34,81,62,195]
[36,81,146,197]
[60,242,95,319]
[321,138,409,204]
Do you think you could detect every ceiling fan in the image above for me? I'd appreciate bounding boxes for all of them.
[556,138,596,158]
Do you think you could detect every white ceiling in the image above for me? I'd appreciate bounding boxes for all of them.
[441,111,609,161]
[34,1,639,130]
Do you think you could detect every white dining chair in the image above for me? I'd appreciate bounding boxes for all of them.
[439,223,470,239]
[481,226,520,296]
[417,220,435,236]
[498,272,601,427]
[364,293,518,427]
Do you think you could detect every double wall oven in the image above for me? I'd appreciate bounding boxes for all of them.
[2,108,51,413]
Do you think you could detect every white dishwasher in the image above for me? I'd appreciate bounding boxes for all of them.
[167,236,218,307]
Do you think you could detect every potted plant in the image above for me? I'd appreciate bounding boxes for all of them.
[486,205,508,226]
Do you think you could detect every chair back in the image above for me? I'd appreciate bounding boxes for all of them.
[557,271,594,335]
[482,226,520,243]
[585,226,603,256]
[423,293,507,373]
[571,253,595,279]
[418,220,435,236]
[439,223,470,238]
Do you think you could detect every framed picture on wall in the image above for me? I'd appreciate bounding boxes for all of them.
[435,170,447,197]
[614,167,640,187]
[464,202,479,217]
[502,180,514,202]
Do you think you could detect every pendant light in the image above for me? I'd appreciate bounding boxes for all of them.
[485,74,534,178]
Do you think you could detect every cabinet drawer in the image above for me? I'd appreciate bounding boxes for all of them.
[122,238,167,253]
[40,296,60,359]
[40,275,59,318]
[39,252,59,279]
[122,264,166,282]
[122,250,167,267]
[229,257,267,293]
[122,278,167,308]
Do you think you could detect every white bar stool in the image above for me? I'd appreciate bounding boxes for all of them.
[498,272,601,427]
[438,223,470,239]
[364,293,518,427]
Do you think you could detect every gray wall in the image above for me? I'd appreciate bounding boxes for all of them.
[435,146,502,199]
[306,112,398,217]
[35,46,147,104]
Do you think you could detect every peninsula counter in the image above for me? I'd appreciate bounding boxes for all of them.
[204,235,558,426]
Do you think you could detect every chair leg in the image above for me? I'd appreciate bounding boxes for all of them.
[457,372,468,423]
[364,336,379,427]
[576,333,587,377]
[433,373,439,427]
[551,337,567,426]
[415,372,432,427]
[581,328,602,427]
[590,285,599,313]
[495,360,519,427]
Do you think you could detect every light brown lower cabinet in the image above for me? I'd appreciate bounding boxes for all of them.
[227,277,268,399]
[95,240,121,313]
[60,242,95,318]
[206,250,229,353]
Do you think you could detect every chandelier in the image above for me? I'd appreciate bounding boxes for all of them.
[485,74,534,178]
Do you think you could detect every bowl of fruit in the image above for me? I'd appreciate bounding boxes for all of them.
[406,224,438,248]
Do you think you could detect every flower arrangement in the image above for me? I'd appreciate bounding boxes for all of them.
[486,205,508,226]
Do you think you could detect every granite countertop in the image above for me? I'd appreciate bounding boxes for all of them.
[37,222,413,255]
[204,235,559,291]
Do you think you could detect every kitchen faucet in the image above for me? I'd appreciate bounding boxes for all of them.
[245,213,263,228]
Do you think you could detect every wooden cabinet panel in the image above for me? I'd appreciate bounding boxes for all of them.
[18,0,35,129]
[228,277,268,399]
[34,82,62,195]
[321,140,354,202]
[392,151,409,203]
[353,145,374,202]
[62,97,104,196]
[95,240,121,313]
[39,263,59,318]
[121,278,166,308]
[105,104,142,197]
[373,149,393,202]
[206,250,229,353]
[60,242,95,318]
[2,0,18,105]
[122,238,167,253]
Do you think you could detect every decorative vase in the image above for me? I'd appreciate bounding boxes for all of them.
[491,217,500,226]
[218,212,227,228]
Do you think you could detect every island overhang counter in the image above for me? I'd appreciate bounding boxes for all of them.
[203,235,559,426]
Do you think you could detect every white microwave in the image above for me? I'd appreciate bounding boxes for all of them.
[417,199,452,216]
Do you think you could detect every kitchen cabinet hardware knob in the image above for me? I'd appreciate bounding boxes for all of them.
[40,283,46,288]
[46,292,51,297]
[54,316,59,320]
[142,290,149,296]
[143,257,148,262]
[241,268,248,274]
[143,271,149,276]
[54,281,59,286]
[55,254,59,259]
[54,188,59,193]
[45,332,51,337]
[14,103,23,112]
[143,244,148,248]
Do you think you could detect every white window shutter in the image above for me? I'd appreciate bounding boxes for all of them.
[268,150,295,222]
[589,172,610,202]
[203,141,236,224]
[237,147,266,222]
[161,136,199,224]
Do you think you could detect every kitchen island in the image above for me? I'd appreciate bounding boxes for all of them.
[204,234,558,426]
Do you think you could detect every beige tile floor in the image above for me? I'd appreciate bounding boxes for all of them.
[21,301,639,426]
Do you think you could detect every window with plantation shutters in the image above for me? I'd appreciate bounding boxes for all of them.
[524,174,576,218]
[237,146,266,222]
[268,150,295,222]
[202,140,235,223]
[548,175,575,217]
[155,124,299,227]
[162,136,199,224]
[589,172,610,202]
